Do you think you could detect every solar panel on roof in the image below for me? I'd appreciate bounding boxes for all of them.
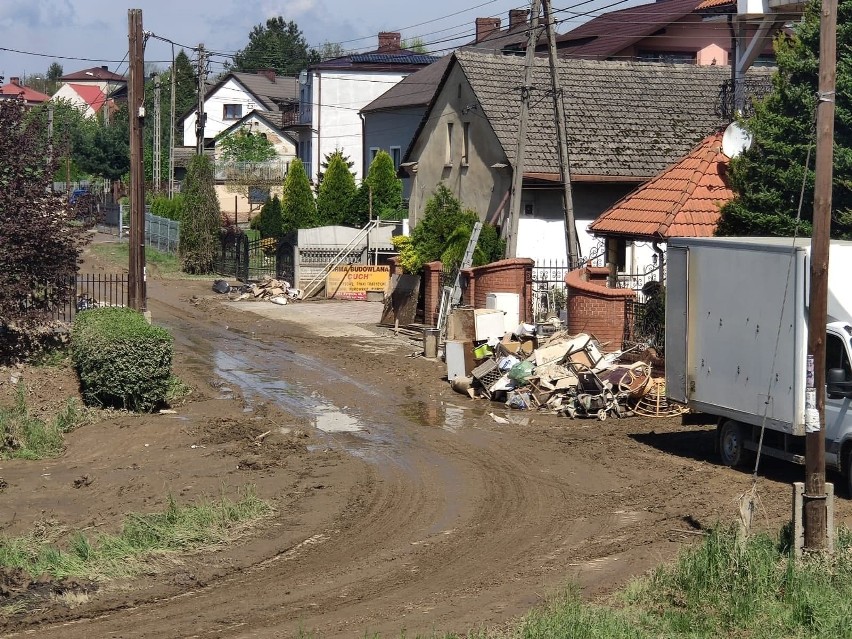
[349,54,437,65]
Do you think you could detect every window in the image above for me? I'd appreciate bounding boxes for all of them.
[826,334,852,378]
[636,50,696,64]
[223,104,243,120]
[445,123,454,166]
[462,122,470,166]
[369,147,380,167]
[390,146,401,171]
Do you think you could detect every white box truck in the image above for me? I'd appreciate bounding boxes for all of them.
[665,237,852,489]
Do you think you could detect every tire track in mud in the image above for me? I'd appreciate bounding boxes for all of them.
[7,288,702,638]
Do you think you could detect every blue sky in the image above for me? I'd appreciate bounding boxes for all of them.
[0,0,648,80]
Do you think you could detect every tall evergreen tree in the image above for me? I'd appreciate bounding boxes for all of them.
[231,17,320,76]
[179,155,221,274]
[316,151,357,225]
[281,158,317,233]
[362,150,404,221]
[258,195,284,239]
[716,0,852,238]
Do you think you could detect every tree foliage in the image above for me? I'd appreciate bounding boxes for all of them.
[73,104,130,181]
[716,0,852,238]
[255,195,284,239]
[217,127,277,163]
[316,151,357,225]
[360,150,404,221]
[281,158,317,232]
[401,37,429,54]
[395,184,504,273]
[179,155,221,274]
[0,99,88,359]
[231,17,320,76]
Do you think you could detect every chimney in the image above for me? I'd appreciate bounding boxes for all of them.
[10,77,20,86]
[378,31,401,52]
[101,65,108,71]
[258,68,277,83]
[475,17,501,43]
[509,9,529,29]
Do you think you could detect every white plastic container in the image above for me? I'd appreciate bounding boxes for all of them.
[486,292,520,334]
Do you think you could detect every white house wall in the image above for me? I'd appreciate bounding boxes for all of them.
[52,84,97,118]
[307,70,409,183]
[182,79,265,147]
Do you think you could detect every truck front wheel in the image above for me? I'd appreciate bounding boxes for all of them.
[719,420,752,468]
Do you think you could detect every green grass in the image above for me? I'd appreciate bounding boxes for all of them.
[88,242,206,279]
[296,525,852,639]
[0,488,272,581]
[0,383,87,459]
[165,375,193,405]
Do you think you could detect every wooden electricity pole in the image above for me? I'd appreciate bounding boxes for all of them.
[804,0,837,552]
[542,0,579,268]
[195,43,207,155]
[128,9,147,312]
[506,0,542,258]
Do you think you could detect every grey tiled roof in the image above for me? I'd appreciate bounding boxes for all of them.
[229,72,299,110]
[456,49,770,178]
[361,55,451,112]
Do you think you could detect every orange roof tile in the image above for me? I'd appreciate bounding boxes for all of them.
[696,0,735,9]
[588,132,733,240]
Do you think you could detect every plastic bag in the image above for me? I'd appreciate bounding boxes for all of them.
[507,361,534,384]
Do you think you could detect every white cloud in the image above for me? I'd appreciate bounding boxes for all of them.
[0,0,74,29]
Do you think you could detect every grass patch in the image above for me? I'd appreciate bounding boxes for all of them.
[88,242,205,279]
[165,375,193,405]
[0,383,87,459]
[0,488,272,581]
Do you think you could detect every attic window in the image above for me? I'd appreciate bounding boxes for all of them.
[223,104,243,120]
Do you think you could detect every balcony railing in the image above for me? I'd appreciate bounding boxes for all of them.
[214,159,290,183]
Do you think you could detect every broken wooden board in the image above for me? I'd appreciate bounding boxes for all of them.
[380,274,420,327]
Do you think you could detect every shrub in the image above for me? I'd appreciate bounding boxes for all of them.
[281,158,317,232]
[179,155,221,274]
[150,194,184,222]
[71,308,173,412]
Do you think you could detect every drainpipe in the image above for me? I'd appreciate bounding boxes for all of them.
[653,241,665,283]
[316,72,322,182]
[359,111,366,187]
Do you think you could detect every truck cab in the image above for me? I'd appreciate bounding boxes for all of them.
[825,322,852,482]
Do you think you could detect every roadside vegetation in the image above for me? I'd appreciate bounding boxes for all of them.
[0,383,86,460]
[0,489,272,580]
[88,242,196,279]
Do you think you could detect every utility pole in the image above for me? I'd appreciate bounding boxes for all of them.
[153,73,162,193]
[47,102,54,166]
[195,43,207,155]
[168,43,176,198]
[506,0,542,258]
[128,9,147,313]
[542,0,579,268]
[804,0,837,552]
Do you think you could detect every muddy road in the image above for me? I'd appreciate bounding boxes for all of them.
[5,275,851,638]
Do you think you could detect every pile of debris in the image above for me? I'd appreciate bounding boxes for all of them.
[450,326,652,420]
[212,277,302,306]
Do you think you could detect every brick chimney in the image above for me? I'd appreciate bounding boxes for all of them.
[378,31,401,52]
[475,17,501,43]
[10,77,20,86]
[509,9,529,29]
[257,68,277,83]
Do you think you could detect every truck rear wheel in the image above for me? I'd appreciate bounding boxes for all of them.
[719,420,753,468]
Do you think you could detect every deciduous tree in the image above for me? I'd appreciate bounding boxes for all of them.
[716,0,852,238]
[0,98,88,358]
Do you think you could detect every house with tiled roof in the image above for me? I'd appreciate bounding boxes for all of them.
[52,83,107,117]
[0,77,50,107]
[403,49,770,263]
[588,132,733,285]
[180,70,299,148]
[290,31,438,183]
[60,66,126,94]
[360,10,534,199]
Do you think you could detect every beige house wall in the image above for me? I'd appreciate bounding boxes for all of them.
[406,64,512,228]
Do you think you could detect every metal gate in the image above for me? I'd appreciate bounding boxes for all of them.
[214,232,295,283]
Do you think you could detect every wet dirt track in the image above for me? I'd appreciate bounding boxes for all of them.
[8,278,852,638]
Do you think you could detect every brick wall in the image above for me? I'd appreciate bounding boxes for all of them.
[423,261,443,326]
[460,258,534,323]
[566,265,635,349]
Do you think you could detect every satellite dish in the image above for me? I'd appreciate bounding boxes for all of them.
[722,122,753,158]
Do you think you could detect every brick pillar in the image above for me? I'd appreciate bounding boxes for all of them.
[565,266,636,349]
[423,261,443,326]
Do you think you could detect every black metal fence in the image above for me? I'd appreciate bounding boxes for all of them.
[54,273,128,324]
[213,232,296,283]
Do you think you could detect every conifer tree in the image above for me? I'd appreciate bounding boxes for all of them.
[179,155,221,274]
[258,195,284,238]
[716,0,852,238]
[316,151,356,225]
[281,158,317,232]
[358,150,404,222]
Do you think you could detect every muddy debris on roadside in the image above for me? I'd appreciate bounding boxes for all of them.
[213,276,302,306]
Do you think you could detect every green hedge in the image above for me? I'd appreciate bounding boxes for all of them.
[71,308,174,412]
